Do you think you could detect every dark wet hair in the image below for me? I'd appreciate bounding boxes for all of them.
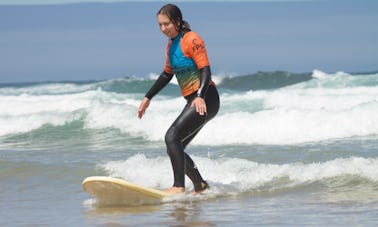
[157,4,191,33]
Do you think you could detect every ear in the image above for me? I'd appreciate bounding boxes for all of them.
[176,17,182,26]
[175,21,181,32]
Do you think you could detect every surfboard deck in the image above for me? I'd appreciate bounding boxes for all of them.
[82,176,171,206]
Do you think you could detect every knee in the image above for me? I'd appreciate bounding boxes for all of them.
[165,127,181,157]
[165,126,180,147]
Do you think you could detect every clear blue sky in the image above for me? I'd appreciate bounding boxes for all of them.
[0,0,377,83]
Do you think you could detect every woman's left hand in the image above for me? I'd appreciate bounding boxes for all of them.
[191,97,207,115]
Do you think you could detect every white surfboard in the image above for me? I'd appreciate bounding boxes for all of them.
[82,176,171,206]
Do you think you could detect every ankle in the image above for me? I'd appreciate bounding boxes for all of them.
[194,181,209,193]
[164,186,185,194]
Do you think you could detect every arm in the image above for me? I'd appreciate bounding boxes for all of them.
[138,71,173,119]
[197,66,211,98]
[181,32,212,115]
[145,71,174,100]
[191,66,211,116]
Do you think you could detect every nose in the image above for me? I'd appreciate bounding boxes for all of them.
[160,24,167,32]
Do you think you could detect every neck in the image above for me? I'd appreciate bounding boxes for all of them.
[171,32,182,40]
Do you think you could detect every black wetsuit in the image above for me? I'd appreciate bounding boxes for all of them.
[145,31,219,192]
[165,85,219,191]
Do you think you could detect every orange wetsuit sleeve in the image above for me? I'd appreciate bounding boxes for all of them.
[181,31,210,69]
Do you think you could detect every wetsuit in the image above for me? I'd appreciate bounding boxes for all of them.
[145,31,219,192]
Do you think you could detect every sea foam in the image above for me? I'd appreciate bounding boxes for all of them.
[100,154,378,195]
[1,71,377,145]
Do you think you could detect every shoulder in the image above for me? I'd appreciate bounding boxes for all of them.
[180,31,209,67]
[181,31,207,55]
[182,31,204,43]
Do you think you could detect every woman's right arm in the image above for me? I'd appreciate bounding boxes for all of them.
[138,71,173,119]
[145,71,173,100]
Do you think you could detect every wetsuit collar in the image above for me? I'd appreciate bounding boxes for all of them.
[171,32,183,41]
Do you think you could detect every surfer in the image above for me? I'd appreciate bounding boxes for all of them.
[138,4,219,194]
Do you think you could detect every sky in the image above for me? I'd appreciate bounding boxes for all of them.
[0,0,377,83]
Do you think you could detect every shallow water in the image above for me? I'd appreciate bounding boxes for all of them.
[1,71,378,226]
[1,138,378,226]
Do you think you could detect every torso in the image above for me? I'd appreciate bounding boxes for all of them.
[164,31,214,97]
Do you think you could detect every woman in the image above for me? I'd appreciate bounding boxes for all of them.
[138,4,219,194]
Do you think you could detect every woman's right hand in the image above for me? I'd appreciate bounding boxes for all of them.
[138,97,150,119]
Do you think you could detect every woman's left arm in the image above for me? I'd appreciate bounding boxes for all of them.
[191,66,211,115]
[197,66,211,98]
[183,32,211,115]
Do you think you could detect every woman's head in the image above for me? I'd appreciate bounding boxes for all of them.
[157,4,190,38]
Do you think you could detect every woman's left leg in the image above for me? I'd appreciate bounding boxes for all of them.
[165,86,219,191]
[165,104,206,189]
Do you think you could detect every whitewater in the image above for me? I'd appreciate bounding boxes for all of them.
[1,70,378,226]
[1,70,377,144]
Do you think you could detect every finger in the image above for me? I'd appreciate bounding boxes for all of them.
[197,107,203,115]
[138,104,146,119]
[203,106,207,115]
[138,109,144,119]
[198,104,206,115]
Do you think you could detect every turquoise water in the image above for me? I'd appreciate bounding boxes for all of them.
[1,70,378,226]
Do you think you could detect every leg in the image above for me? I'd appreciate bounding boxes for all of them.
[165,105,206,189]
[181,86,220,190]
[165,86,220,191]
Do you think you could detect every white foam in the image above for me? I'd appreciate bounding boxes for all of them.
[84,96,184,141]
[312,69,328,79]
[0,82,95,96]
[99,154,378,195]
[0,91,95,136]
[194,84,378,144]
[1,73,378,144]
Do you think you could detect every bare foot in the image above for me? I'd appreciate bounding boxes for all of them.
[164,187,185,194]
[192,191,200,195]
[192,188,206,195]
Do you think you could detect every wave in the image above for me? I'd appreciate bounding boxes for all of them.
[99,154,378,202]
[1,70,377,95]
[1,70,378,145]
[217,70,312,91]
[0,70,348,94]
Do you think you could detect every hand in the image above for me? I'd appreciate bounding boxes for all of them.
[191,97,207,116]
[138,97,150,119]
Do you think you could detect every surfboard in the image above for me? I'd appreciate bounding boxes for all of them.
[82,176,171,206]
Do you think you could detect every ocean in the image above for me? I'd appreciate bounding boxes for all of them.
[1,70,378,226]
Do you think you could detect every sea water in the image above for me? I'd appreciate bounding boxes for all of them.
[1,70,378,226]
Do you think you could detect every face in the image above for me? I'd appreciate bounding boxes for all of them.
[157,14,179,39]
